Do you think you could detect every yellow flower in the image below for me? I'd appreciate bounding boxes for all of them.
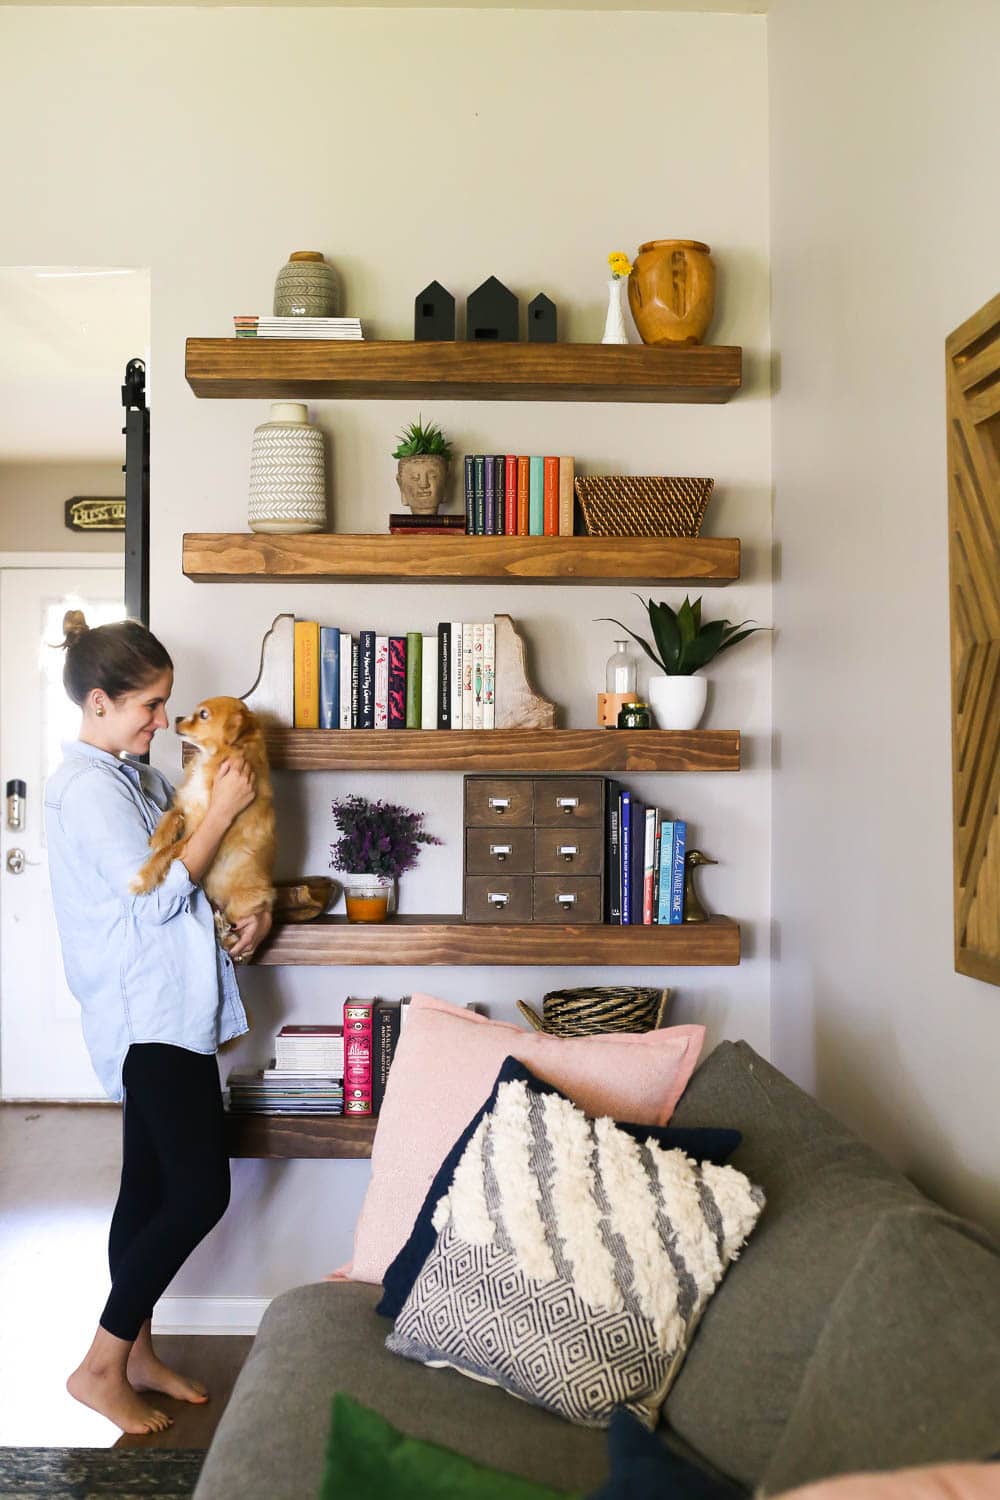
[608,251,633,279]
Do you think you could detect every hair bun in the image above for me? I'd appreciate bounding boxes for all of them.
[62,609,90,648]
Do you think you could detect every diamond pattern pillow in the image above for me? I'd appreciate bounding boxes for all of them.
[386,1067,764,1430]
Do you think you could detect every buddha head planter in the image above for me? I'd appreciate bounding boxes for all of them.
[392,418,453,517]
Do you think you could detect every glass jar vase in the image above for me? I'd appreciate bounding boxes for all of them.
[343,873,394,924]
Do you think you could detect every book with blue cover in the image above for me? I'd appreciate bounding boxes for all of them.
[528,455,545,535]
[319,626,340,729]
[669,819,687,924]
[657,821,676,924]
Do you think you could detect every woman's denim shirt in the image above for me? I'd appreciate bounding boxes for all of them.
[44,739,248,1101]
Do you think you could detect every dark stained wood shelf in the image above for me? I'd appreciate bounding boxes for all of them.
[185,338,743,404]
[254,914,740,967]
[265,728,741,773]
[226,1111,377,1160]
[182,533,740,585]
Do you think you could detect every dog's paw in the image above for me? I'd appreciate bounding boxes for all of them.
[129,871,150,894]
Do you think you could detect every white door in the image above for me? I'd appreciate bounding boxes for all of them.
[1,560,125,1099]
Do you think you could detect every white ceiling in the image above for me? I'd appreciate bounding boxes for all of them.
[0,267,150,462]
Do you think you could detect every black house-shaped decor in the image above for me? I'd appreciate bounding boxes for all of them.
[414,281,456,341]
[527,293,557,343]
[466,277,519,342]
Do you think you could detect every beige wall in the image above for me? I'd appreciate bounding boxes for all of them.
[769,0,1000,1237]
[1,6,771,1301]
[0,462,125,553]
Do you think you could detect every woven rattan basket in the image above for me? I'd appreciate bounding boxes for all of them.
[574,475,714,538]
[516,985,671,1038]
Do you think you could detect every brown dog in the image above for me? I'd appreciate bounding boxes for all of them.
[131,696,276,946]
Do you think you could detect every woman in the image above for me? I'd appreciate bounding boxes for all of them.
[44,611,271,1435]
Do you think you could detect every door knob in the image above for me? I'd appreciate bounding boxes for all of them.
[6,848,25,874]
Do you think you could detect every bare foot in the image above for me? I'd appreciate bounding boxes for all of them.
[67,1364,173,1435]
[127,1350,209,1404]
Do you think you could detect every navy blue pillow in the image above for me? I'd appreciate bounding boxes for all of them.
[377,1053,742,1320]
[587,1410,748,1499]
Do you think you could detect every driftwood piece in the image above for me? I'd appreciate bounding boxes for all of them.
[493,613,557,729]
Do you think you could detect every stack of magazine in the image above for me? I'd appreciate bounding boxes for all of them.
[226,1024,345,1116]
[232,315,363,340]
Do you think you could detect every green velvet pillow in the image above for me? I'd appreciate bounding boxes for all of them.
[321,1392,580,1500]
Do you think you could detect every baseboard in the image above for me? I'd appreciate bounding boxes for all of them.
[152,1296,271,1335]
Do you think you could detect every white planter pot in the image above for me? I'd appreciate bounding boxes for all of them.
[647,675,708,731]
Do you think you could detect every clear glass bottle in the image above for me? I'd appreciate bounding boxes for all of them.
[605,639,639,695]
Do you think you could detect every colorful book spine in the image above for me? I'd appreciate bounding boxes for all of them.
[405,632,422,728]
[339,633,353,728]
[293,620,320,729]
[504,455,518,535]
[374,635,390,729]
[372,1000,401,1115]
[473,455,486,535]
[462,624,475,729]
[657,821,676,925]
[606,780,623,923]
[358,631,375,729]
[482,621,495,730]
[629,797,646,928]
[343,997,374,1115]
[319,626,340,730]
[558,455,575,536]
[472,622,485,730]
[528,455,545,535]
[388,636,407,728]
[464,455,475,534]
[437,623,451,729]
[351,636,361,727]
[669,820,687,925]
[642,807,657,925]
[620,790,632,926]
[651,809,663,923]
[484,454,496,535]
[450,621,463,729]
[493,456,505,534]
[516,456,530,536]
[421,635,438,729]
[543,456,559,536]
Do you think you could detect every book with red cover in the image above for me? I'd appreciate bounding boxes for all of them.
[343,998,374,1114]
[543,456,559,536]
[516,456,530,535]
[388,636,407,728]
[504,455,517,535]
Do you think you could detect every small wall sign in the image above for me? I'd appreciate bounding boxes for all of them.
[65,497,126,532]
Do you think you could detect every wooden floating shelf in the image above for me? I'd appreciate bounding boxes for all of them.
[185,339,743,404]
[265,728,741,773]
[255,914,740,967]
[226,1112,377,1161]
[182,533,740,586]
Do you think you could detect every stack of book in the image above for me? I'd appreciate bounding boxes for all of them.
[274,1024,344,1072]
[294,619,499,730]
[388,513,467,536]
[226,1023,345,1116]
[231,316,364,340]
[463,454,575,536]
[606,783,688,927]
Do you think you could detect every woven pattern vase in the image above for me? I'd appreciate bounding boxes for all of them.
[248,402,327,533]
[273,251,340,317]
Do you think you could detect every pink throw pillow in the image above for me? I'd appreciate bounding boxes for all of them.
[338,993,705,1286]
[777,1464,1000,1499]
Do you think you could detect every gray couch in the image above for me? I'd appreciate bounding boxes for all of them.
[193,1042,1000,1499]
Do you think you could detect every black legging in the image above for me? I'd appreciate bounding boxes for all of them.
[101,1042,230,1342]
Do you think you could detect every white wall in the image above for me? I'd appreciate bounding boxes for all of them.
[1,6,771,1300]
[769,0,1000,1238]
[0,462,125,552]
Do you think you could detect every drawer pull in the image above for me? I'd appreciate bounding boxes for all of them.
[555,892,578,906]
[487,891,511,908]
[489,844,512,862]
[488,797,511,813]
[558,844,578,861]
[557,797,579,814]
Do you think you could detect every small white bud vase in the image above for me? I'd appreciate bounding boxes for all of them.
[248,402,327,534]
[647,675,708,731]
[602,277,629,344]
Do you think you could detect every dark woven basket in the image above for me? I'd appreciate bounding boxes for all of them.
[516,985,671,1038]
[574,475,714,538]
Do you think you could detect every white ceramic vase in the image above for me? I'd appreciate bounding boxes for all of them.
[248,402,327,534]
[602,277,629,344]
[647,674,708,731]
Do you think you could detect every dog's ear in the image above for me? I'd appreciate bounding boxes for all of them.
[226,701,257,743]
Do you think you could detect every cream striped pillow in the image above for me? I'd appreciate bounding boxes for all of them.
[386,1072,764,1429]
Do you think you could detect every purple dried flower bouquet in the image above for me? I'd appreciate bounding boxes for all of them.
[329,794,442,880]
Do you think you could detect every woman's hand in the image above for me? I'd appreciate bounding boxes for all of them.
[229,908,272,962]
[208,756,256,827]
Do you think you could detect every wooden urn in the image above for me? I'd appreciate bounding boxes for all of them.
[628,239,716,347]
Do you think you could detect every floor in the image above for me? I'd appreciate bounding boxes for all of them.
[0,1102,251,1450]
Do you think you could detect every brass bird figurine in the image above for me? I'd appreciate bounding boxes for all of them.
[683,849,717,923]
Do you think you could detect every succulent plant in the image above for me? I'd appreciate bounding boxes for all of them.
[600,594,765,677]
[392,417,452,460]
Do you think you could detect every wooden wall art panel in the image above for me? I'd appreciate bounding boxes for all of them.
[946,291,1000,986]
